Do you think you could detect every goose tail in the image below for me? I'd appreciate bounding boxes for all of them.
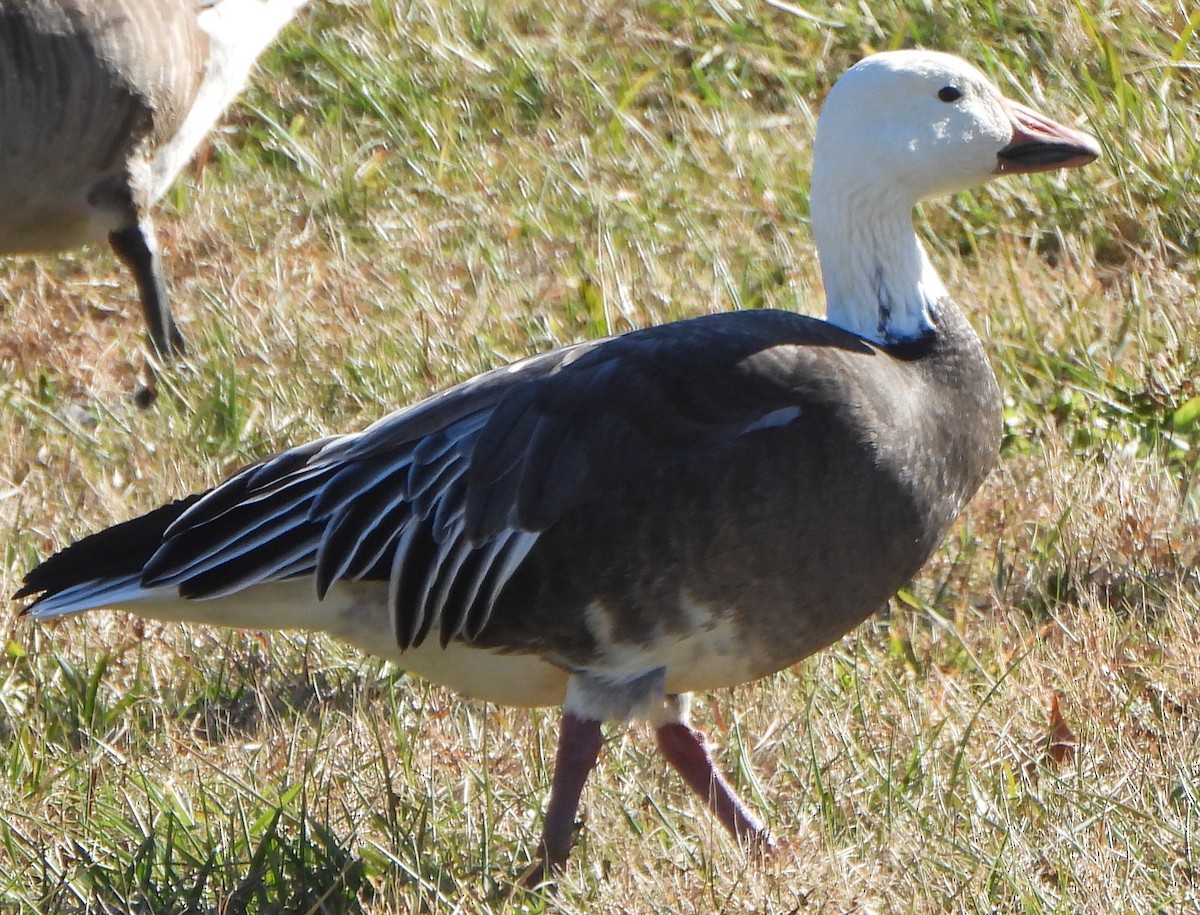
[150,0,311,197]
[16,496,202,620]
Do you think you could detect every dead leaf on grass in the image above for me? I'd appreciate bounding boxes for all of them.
[1043,692,1078,767]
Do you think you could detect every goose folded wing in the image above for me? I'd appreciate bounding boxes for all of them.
[93,313,824,650]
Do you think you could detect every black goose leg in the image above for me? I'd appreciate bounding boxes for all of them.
[109,218,185,358]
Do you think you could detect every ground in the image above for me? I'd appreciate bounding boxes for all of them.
[0,0,1197,912]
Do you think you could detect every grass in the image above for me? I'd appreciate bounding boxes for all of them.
[0,0,1197,910]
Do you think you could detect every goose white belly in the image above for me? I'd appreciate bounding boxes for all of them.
[127,579,572,708]
[396,643,570,707]
[580,595,764,695]
[118,580,764,710]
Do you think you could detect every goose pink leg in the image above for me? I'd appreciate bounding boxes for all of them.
[525,712,604,885]
[655,721,772,847]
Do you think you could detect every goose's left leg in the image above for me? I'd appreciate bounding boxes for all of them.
[653,694,772,847]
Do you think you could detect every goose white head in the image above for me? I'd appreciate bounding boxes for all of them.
[810,50,1100,344]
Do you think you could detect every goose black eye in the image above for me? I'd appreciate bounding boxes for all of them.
[938,86,962,103]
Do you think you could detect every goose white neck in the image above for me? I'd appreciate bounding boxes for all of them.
[810,182,946,345]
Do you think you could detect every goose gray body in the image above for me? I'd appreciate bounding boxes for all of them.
[442,306,1000,709]
[19,51,1101,880]
[20,305,1000,713]
[0,0,307,356]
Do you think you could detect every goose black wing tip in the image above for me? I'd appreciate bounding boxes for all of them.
[12,583,38,603]
[18,495,205,602]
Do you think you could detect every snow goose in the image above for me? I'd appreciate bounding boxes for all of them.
[18,50,1100,881]
[0,0,309,358]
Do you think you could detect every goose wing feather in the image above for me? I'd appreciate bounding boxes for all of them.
[24,311,848,650]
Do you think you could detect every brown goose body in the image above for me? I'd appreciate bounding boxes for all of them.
[19,51,1100,880]
[0,0,307,356]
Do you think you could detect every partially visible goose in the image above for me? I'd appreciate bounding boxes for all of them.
[0,0,309,358]
[19,51,1100,880]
